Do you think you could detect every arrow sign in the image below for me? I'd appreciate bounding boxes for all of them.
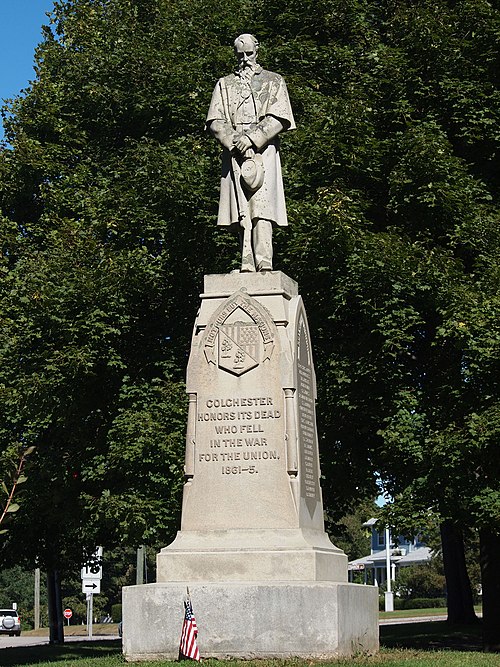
[82,579,101,594]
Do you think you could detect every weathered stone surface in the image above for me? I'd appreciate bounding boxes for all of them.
[123,271,379,660]
[206,34,295,272]
[156,272,346,583]
[122,581,379,661]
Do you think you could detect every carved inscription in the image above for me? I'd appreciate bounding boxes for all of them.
[297,316,320,516]
[298,364,317,499]
[197,395,282,475]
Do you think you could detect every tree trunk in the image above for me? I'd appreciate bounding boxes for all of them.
[47,569,64,644]
[480,528,500,652]
[440,520,478,624]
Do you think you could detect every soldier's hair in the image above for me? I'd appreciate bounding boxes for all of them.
[234,34,259,50]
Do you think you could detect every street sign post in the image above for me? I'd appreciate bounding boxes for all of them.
[63,608,72,626]
[81,547,103,639]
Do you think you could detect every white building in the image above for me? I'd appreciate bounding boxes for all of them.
[348,518,432,586]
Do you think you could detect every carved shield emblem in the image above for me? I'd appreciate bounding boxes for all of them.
[218,322,259,376]
[203,290,275,375]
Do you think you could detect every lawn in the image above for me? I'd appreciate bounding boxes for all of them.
[1,643,499,667]
[380,607,482,621]
[379,620,483,651]
[0,619,494,667]
[22,624,120,638]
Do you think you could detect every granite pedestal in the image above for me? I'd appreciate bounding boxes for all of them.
[122,272,378,660]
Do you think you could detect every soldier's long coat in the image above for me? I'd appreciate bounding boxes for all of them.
[206,67,295,227]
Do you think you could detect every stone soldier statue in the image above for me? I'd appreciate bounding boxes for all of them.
[206,34,295,272]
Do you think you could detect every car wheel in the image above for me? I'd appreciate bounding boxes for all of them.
[15,632,21,637]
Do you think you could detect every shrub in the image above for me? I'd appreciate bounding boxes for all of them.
[379,596,447,611]
[394,563,446,599]
[403,597,447,609]
[111,603,122,622]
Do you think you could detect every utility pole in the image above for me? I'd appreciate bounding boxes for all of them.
[34,568,40,630]
[136,545,145,585]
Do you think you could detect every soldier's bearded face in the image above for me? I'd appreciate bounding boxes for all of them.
[235,39,258,69]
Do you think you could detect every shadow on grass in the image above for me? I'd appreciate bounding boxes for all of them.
[1,626,486,665]
[380,620,483,652]
[0,639,123,666]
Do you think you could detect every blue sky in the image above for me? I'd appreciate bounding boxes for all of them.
[1,1,55,139]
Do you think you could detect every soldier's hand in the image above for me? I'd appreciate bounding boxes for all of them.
[233,134,252,153]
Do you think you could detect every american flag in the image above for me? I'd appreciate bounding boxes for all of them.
[179,596,200,661]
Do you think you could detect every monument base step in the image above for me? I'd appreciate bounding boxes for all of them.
[122,581,379,661]
[157,528,348,583]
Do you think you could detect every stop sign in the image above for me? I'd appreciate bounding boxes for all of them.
[63,608,73,619]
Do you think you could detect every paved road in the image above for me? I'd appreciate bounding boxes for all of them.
[0,634,119,649]
[379,615,448,625]
[381,611,482,626]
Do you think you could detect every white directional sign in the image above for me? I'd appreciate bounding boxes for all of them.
[81,563,102,579]
[82,579,101,594]
[81,546,103,580]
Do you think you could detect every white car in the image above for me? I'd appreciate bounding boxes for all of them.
[0,609,21,636]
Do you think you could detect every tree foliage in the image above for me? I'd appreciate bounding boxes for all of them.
[394,562,447,600]
[1,0,499,645]
[0,566,48,629]
[327,498,376,560]
[0,446,33,534]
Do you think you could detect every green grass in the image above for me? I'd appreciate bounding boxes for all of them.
[380,607,448,620]
[0,620,494,667]
[23,624,120,638]
[380,620,482,651]
[1,646,500,667]
[380,606,482,621]
[0,640,121,667]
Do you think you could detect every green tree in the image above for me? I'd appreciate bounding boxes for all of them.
[0,566,48,629]
[0,0,241,638]
[327,498,377,561]
[0,446,33,533]
[256,0,500,646]
[1,0,499,651]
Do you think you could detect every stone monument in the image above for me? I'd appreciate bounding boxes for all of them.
[122,35,378,661]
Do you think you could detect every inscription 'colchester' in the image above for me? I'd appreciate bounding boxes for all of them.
[206,397,273,407]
